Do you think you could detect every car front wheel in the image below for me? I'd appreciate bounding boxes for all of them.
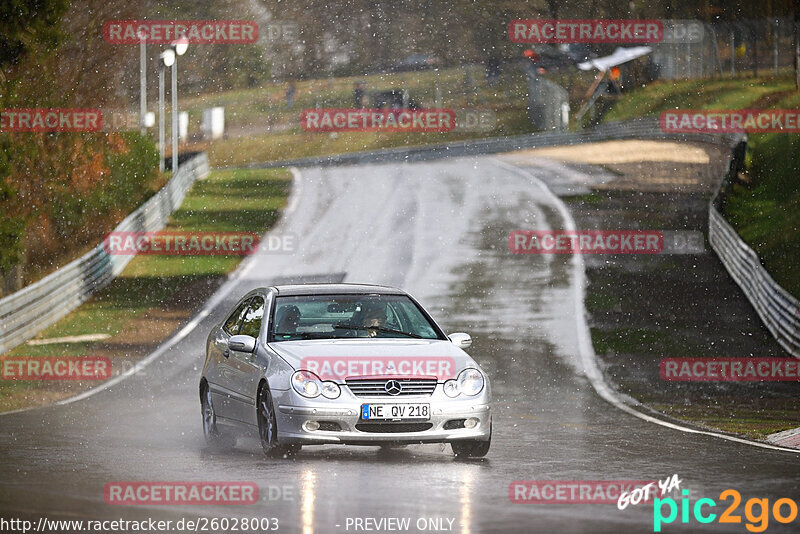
[451,425,491,458]
[258,386,300,457]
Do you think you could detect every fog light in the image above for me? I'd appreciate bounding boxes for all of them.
[464,417,479,429]
[303,421,320,432]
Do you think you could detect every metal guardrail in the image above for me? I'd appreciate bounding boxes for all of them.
[238,116,798,357]
[231,117,737,170]
[0,153,209,354]
[708,141,800,358]
[710,209,800,357]
[2,118,796,358]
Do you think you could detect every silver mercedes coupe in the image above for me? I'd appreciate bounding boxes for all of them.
[199,284,491,457]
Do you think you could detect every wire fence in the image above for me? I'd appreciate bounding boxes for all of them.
[651,18,800,80]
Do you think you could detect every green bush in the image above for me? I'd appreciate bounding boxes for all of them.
[102,132,160,210]
[726,131,800,297]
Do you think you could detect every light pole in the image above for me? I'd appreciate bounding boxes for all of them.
[139,31,147,135]
[169,38,188,174]
[159,49,175,173]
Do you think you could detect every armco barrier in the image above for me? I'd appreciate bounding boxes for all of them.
[242,116,796,357]
[2,119,796,359]
[234,117,741,169]
[0,153,209,354]
[710,209,800,357]
[708,138,800,358]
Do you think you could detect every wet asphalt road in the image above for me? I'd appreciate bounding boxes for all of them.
[1,156,798,534]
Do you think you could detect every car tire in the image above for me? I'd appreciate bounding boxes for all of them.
[201,382,233,447]
[451,425,491,458]
[257,385,300,458]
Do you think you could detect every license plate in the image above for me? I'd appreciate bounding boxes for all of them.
[361,403,430,421]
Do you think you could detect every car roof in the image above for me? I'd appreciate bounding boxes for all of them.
[269,283,406,296]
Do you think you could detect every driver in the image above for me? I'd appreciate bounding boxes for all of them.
[360,303,387,336]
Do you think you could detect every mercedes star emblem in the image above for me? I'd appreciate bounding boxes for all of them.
[384,380,402,396]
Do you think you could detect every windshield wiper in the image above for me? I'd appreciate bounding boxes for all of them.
[332,324,424,338]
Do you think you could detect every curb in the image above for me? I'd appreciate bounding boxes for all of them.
[767,427,800,449]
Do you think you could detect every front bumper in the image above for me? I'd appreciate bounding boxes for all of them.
[273,385,491,445]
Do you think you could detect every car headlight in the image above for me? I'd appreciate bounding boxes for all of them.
[292,370,322,397]
[291,370,341,399]
[443,379,460,397]
[458,368,484,396]
[320,380,341,399]
[443,368,484,397]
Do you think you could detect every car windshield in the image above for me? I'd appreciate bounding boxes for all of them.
[269,294,444,342]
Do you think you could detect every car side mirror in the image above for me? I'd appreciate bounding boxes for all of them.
[448,333,472,349]
[228,334,256,353]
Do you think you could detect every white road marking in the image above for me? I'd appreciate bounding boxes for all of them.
[27,334,111,345]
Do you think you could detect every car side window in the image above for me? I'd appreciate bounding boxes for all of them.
[223,298,252,335]
[239,296,265,339]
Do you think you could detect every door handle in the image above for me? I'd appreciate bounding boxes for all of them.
[223,349,230,358]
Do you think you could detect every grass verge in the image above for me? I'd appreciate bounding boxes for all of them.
[178,64,592,167]
[603,73,800,297]
[556,137,800,441]
[0,168,291,413]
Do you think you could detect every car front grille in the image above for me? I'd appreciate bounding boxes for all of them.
[345,377,437,397]
[355,423,433,433]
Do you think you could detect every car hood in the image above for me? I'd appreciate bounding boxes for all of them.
[267,339,475,381]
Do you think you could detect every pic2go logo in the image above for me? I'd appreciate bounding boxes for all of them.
[653,489,799,532]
